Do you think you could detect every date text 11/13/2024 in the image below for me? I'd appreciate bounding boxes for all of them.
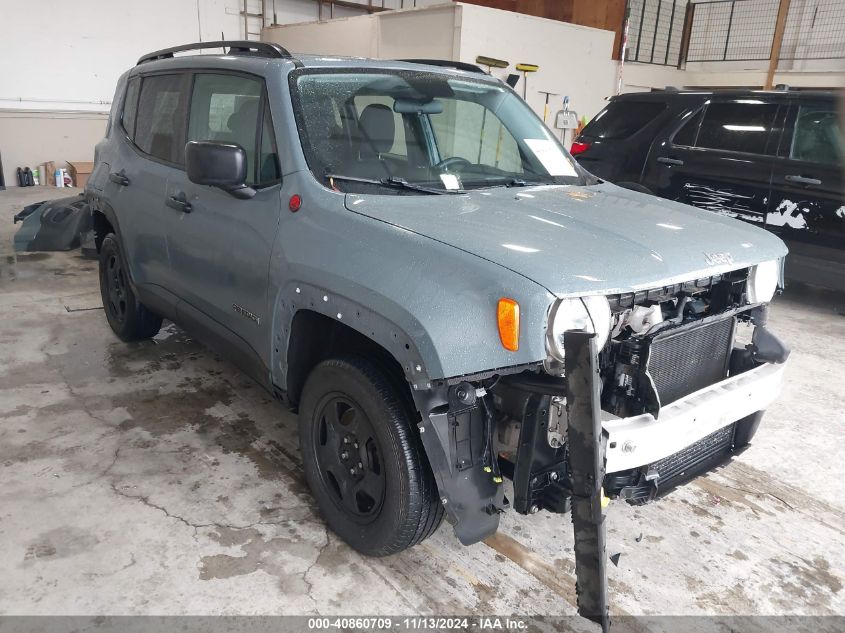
[307,617,529,630]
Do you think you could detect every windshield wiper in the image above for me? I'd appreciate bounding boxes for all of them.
[325,174,463,195]
[470,176,554,189]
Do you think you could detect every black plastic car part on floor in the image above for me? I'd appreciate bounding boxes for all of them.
[13,194,95,254]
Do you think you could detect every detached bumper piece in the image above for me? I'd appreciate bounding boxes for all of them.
[564,331,609,632]
[605,423,736,503]
[13,194,91,253]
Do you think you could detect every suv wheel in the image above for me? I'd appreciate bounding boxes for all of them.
[299,356,443,556]
[99,233,162,341]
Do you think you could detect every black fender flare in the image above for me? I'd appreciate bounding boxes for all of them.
[271,281,439,393]
[87,194,124,252]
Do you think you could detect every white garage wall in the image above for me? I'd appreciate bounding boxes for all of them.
[261,4,457,58]
[455,3,617,131]
[0,0,242,113]
[0,0,243,186]
[263,2,617,132]
[267,0,447,26]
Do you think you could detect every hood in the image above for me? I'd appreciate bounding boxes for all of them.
[344,182,788,297]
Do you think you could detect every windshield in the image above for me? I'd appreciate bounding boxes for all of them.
[291,69,586,194]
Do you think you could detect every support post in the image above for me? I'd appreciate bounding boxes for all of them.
[765,0,792,89]
[677,1,695,69]
[564,332,609,632]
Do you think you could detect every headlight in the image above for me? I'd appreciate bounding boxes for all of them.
[546,296,612,362]
[747,259,780,304]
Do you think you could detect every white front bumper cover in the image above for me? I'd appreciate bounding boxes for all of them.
[603,361,786,474]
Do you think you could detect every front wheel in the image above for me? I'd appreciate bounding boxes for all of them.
[298,356,443,556]
[98,233,162,341]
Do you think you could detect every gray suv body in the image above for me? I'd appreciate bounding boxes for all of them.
[88,42,789,568]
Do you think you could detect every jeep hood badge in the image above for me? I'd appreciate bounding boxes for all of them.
[704,252,735,266]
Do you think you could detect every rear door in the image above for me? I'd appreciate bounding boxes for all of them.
[769,98,845,288]
[164,70,283,365]
[643,98,784,226]
[103,72,190,300]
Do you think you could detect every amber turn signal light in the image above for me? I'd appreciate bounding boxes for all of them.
[497,298,520,352]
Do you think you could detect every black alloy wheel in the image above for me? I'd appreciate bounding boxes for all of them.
[313,394,386,520]
[98,233,162,341]
[104,248,128,324]
[299,356,444,556]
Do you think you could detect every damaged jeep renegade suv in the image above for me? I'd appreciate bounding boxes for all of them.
[88,42,790,558]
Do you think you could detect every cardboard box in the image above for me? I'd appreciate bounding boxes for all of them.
[67,161,94,189]
[44,161,55,186]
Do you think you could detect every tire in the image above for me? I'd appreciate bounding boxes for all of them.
[98,233,162,342]
[299,355,443,556]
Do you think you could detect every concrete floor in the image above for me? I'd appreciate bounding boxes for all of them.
[0,186,843,619]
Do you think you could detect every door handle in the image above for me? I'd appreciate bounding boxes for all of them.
[166,193,192,213]
[656,157,684,167]
[785,174,822,186]
[108,171,130,186]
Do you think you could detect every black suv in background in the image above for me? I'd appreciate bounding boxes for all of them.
[572,90,844,291]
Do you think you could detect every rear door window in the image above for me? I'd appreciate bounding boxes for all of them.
[581,101,666,139]
[671,109,703,147]
[695,101,779,155]
[790,103,843,165]
[134,74,189,166]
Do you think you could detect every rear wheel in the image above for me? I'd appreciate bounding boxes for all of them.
[299,356,443,556]
[99,233,162,341]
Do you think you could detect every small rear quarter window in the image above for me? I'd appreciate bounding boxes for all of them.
[581,100,666,140]
[121,76,140,139]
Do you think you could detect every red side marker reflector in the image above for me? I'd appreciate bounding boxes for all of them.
[570,141,591,156]
[289,194,302,212]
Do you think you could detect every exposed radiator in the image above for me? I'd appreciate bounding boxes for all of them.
[646,317,735,407]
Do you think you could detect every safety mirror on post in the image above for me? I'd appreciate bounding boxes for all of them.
[555,110,579,130]
[185,141,256,199]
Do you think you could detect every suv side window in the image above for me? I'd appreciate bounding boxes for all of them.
[671,108,703,147]
[582,101,666,139]
[790,103,843,165]
[188,73,278,186]
[121,76,141,139]
[135,74,189,166]
[696,101,779,155]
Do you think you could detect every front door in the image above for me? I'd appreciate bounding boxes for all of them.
[643,99,784,227]
[769,99,845,288]
[164,71,283,367]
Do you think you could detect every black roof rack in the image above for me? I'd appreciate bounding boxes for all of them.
[137,40,293,65]
[398,59,486,74]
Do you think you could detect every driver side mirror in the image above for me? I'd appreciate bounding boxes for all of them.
[185,141,256,199]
